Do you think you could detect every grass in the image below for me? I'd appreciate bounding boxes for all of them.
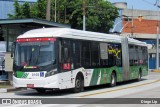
[0,85,12,88]
[0,82,12,88]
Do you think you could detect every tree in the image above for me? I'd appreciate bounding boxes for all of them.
[8,0,22,18]
[36,0,47,19]
[8,0,118,33]
[8,0,46,19]
[69,0,119,33]
[22,2,31,18]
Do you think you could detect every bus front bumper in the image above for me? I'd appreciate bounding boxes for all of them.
[13,75,60,89]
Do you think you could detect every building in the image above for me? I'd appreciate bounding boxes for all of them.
[0,0,35,19]
[112,2,160,69]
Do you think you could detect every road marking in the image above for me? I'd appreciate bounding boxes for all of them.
[80,79,160,97]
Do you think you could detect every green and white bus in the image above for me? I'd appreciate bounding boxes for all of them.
[12,28,148,93]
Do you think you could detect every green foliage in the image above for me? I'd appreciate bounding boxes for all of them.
[8,0,46,19]
[22,2,31,18]
[35,0,47,19]
[69,0,119,33]
[8,0,118,33]
[8,0,22,18]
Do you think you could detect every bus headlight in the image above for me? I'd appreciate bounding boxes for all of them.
[45,70,57,77]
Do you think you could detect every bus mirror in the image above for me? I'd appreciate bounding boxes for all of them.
[11,42,16,58]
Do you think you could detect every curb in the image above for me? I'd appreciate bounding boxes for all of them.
[151,70,160,72]
[7,87,27,92]
[0,87,27,93]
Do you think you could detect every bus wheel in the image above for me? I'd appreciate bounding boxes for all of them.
[137,71,142,81]
[73,75,84,93]
[110,72,116,87]
[35,88,46,93]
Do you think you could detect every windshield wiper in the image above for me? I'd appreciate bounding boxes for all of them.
[28,47,34,65]
[35,44,41,65]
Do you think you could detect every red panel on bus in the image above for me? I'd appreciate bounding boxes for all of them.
[16,38,56,42]
[62,63,71,70]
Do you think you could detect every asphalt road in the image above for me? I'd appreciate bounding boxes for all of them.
[0,71,160,107]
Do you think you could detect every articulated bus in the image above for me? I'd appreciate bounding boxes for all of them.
[12,28,148,93]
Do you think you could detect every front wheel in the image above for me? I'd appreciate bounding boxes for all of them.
[110,72,116,87]
[35,88,46,93]
[73,76,84,93]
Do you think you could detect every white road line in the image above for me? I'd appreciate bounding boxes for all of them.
[63,104,84,107]
[1,104,28,107]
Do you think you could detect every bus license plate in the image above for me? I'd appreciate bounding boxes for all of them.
[27,84,34,88]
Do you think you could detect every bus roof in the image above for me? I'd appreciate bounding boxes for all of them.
[17,28,147,46]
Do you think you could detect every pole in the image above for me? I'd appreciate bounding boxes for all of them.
[46,0,51,21]
[83,0,86,31]
[131,6,134,37]
[112,21,122,32]
[156,19,159,69]
[55,0,57,22]
[155,1,160,69]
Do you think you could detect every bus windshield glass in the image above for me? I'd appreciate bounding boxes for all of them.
[15,41,55,67]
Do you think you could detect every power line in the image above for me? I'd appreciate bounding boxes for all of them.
[142,0,155,6]
[154,0,160,8]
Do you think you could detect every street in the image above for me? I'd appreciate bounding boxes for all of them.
[0,71,160,107]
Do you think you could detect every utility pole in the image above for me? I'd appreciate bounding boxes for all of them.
[155,0,160,69]
[83,0,86,31]
[131,6,134,37]
[156,21,159,69]
[46,0,51,21]
[55,0,57,22]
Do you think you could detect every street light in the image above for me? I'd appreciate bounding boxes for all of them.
[112,15,130,33]
[155,3,160,70]
[83,0,86,31]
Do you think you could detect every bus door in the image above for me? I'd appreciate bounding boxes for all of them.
[59,39,74,89]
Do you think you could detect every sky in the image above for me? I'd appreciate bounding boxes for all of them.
[22,0,159,11]
[109,0,159,11]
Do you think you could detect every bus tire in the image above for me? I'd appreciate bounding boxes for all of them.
[110,72,116,87]
[73,75,84,93]
[35,88,46,93]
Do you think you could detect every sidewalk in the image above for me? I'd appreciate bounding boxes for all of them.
[151,69,160,72]
[0,80,26,92]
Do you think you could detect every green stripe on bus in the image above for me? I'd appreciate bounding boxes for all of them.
[89,66,123,86]
[16,71,25,78]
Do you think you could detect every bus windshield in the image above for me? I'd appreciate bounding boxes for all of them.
[15,41,55,67]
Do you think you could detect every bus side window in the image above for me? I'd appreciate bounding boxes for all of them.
[71,41,81,69]
[142,47,148,65]
[100,43,108,67]
[138,46,143,65]
[129,45,134,66]
[91,42,100,67]
[81,41,91,68]
[135,46,139,66]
